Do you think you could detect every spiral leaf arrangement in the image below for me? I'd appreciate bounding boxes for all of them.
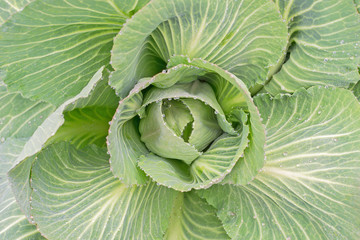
[1,0,360,239]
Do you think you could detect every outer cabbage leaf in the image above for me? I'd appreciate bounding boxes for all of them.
[0,0,147,105]
[265,0,360,94]
[2,67,106,235]
[110,0,287,97]
[164,191,229,240]
[8,67,118,222]
[0,138,44,240]
[356,0,360,12]
[10,67,104,168]
[28,142,177,240]
[0,0,33,25]
[350,80,360,101]
[198,87,360,239]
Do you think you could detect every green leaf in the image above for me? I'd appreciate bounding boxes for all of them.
[13,67,104,166]
[350,80,360,101]
[265,0,360,95]
[47,106,115,148]
[46,69,119,148]
[107,80,152,185]
[140,79,236,135]
[0,81,55,141]
[0,0,33,25]
[164,191,229,240]
[8,67,116,223]
[162,99,193,137]
[64,69,120,110]
[198,87,360,239]
[48,69,119,148]
[185,59,266,185]
[139,129,249,192]
[30,142,177,240]
[0,138,43,240]
[356,0,360,12]
[110,0,287,97]
[0,65,112,170]
[181,99,222,151]
[0,0,143,105]
[139,101,201,164]
[7,155,35,224]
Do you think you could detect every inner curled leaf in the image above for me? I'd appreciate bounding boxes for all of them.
[108,61,265,190]
[162,99,193,140]
[138,82,223,164]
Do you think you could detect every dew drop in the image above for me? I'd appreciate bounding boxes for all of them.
[282,152,288,156]
[228,211,236,216]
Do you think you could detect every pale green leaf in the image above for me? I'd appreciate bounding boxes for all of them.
[185,59,266,185]
[198,87,360,239]
[13,67,104,166]
[356,0,360,12]
[164,192,229,240]
[0,138,43,240]
[110,0,287,97]
[47,106,115,148]
[6,67,111,224]
[162,99,193,137]
[107,80,152,185]
[49,69,119,148]
[138,129,249,192]
[7,155,35,224]
[30,142,176,240]
[139,101,201,164]
[139,79,236,135]
[265,0,360,94]
[0,65,111,170]
[64,69,119,111]
[350,80,360,101]
[7,67,118,228]
[0,0,144,105]
[0,0,33,25]
[181,99,222,151]
[0,82,55,141]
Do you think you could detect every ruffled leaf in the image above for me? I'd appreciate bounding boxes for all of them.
[110,0,287,97]
[164,191,229,240]
[30,142,177,240]
[265,0,360,94]
[0,138,43,239]
[198,87,360,239]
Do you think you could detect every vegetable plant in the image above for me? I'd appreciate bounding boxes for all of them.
[1,0,360,239]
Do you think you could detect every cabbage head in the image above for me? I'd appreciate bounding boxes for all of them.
[1,0,360,239]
